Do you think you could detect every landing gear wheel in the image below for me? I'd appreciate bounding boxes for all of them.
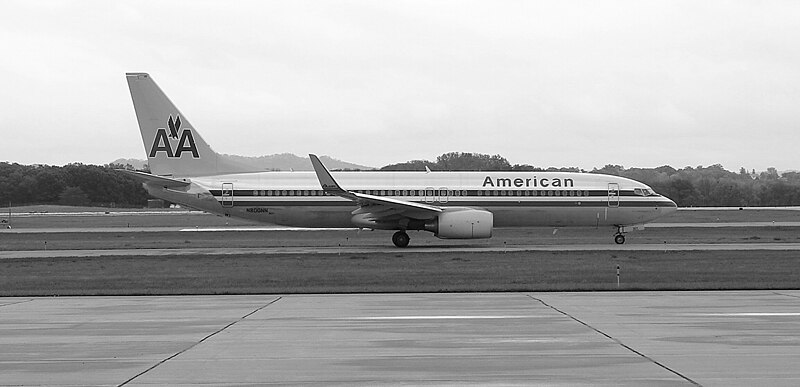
[614,234,626,245]
[392,231,410,248]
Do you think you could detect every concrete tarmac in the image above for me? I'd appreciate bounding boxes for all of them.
[3,242,800,259]
[2,291,799,386]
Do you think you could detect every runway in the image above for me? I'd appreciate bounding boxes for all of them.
[2,291,799,386]
[4,221,800,234]
[4,242,800,259]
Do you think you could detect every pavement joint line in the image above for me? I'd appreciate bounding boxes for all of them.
[0,298,35,308]
[117,296,282,387]
[772,291,800,299]
[526,294,702,387]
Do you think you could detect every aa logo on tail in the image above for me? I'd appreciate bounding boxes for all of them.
[149,115,200,158]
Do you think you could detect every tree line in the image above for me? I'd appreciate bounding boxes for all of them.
[2,153,800,207]
[0,162,148,207]
[595,164,800,207]
[382,152,800,207]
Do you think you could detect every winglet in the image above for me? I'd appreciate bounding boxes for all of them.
[309,154,346,194]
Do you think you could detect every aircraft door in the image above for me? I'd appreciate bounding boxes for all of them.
[222,183,234,208]
[607,183,620,207]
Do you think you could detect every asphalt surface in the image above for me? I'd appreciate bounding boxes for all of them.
[3,221,800,234]
[3,242,800,259]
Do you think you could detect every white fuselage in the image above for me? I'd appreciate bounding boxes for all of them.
[148,170,677,229]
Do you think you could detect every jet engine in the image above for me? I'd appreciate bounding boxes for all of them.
[425,208,493,239]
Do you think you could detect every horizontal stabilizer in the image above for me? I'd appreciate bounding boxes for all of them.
[118,170,191,188]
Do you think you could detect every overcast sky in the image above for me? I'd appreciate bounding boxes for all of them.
[2,0,799,171]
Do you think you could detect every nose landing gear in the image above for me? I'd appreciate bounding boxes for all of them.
[614,233,626,244]
[614,226,626,244]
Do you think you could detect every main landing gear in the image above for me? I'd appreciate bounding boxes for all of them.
[614,226,626,244]
[392,231,410,248]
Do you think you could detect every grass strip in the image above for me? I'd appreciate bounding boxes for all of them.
[2,250,799,296]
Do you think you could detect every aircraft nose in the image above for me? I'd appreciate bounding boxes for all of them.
[662,198,678,215]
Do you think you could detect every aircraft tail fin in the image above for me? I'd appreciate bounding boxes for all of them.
[126,73,253,177]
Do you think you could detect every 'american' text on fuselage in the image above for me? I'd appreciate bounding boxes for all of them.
[482,176,574,188]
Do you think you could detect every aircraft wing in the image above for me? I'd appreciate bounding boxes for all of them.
[309,154,442,219]
[118,170,191,188]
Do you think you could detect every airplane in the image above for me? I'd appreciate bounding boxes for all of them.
[124,73,678,247]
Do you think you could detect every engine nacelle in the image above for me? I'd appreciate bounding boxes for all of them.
[427,208,493,239]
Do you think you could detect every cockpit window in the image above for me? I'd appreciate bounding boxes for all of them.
[634,188,656,196]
